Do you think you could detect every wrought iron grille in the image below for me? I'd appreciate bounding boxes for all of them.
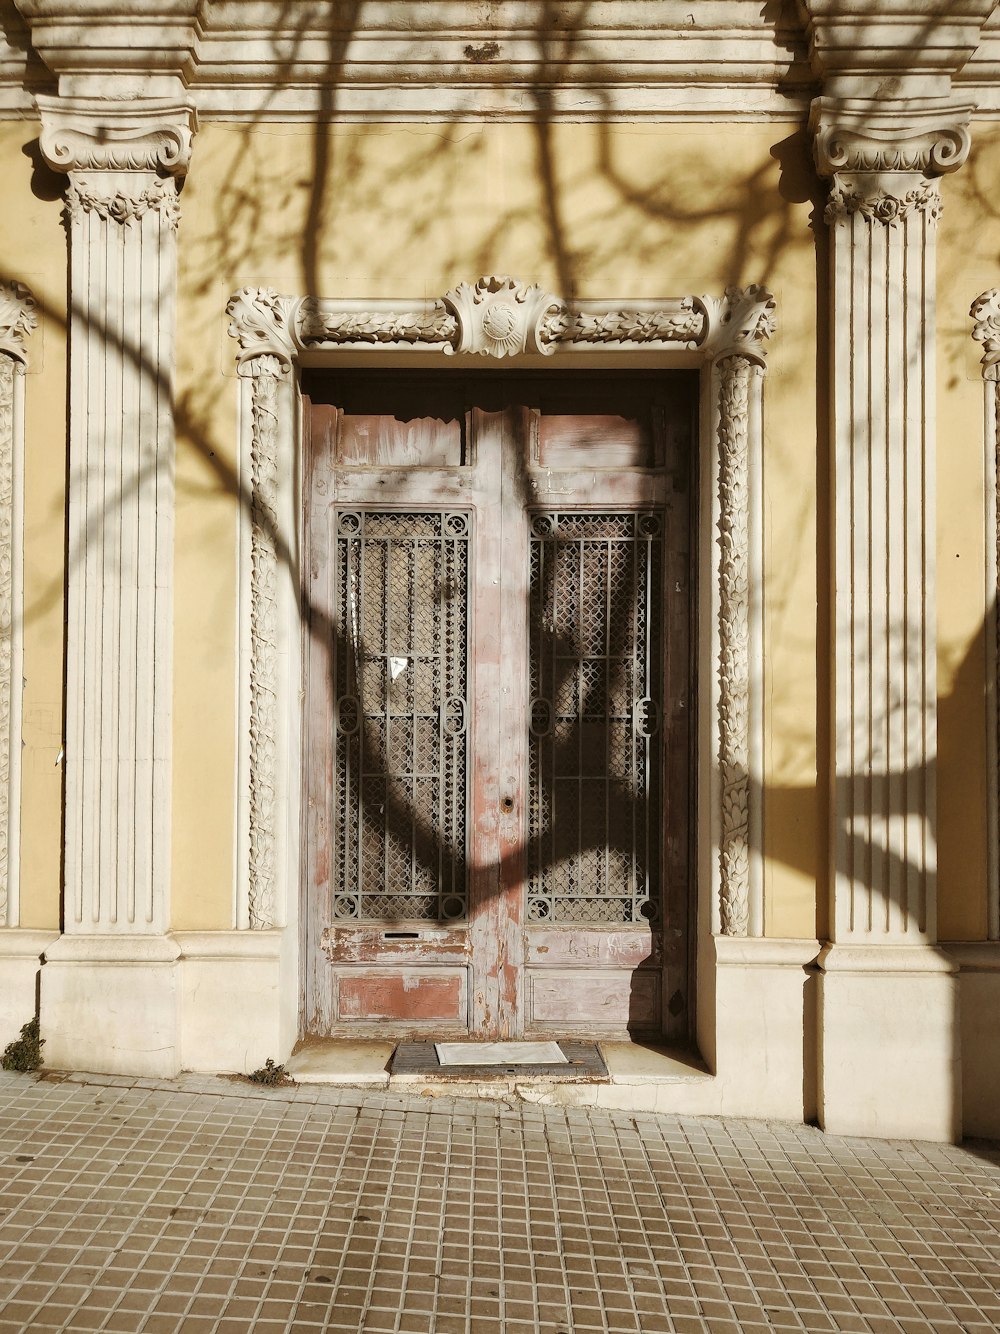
[333,511,469,922]
[527,511,663,924]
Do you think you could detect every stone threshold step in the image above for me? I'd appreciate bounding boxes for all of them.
[285,1038,710,1089]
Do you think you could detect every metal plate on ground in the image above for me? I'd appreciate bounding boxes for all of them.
[436,1041,567,1066]
[390,1040,608,1079]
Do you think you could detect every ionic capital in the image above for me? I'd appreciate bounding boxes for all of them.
[810,96,973,225]
[811,97,972,179]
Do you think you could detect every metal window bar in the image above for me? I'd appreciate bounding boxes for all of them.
[333,510,470,922]
[527,512,663,924]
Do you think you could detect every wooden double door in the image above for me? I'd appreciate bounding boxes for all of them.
[303,371,694,1043]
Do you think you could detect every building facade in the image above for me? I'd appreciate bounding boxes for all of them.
[1,0,999,1142]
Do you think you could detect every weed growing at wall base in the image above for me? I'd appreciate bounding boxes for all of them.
[1,1018,44,1072]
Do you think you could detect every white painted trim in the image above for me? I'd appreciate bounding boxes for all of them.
[714,936,820,969]
[172,928,282,960]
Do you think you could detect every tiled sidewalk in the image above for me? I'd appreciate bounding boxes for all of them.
[0,1070,998,1333]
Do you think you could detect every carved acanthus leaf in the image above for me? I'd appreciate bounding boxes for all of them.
[65,179,181,229]
[443,275,561,357]
[701,286,776,364]
[972,290,1000,381]
[0,281,37,363]
[297,299,456,347]
[227,287,296,371]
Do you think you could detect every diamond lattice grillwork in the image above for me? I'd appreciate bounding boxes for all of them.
[528,512,663,924]
[334,511,469,921]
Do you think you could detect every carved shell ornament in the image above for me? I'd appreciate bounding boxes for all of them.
[480,300,521,357]
[443,275,561,357]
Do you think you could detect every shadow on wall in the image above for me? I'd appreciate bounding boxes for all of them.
[0,3,989,1055]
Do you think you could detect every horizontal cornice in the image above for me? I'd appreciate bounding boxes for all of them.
[2,0,1000,122]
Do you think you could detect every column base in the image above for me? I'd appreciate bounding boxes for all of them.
[41,934,182,1077]
[0,929,60,1049]
[817,944,961,1142]
[947,943,1000,1140]
[173,930,283,1074]
[712,936,821,1121]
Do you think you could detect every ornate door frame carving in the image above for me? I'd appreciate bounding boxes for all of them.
[225,277,776,1012]
[0,281,35,929]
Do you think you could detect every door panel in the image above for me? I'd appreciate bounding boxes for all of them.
[303,372,693,1042]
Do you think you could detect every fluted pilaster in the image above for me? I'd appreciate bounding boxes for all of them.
[39,96,196,933]
[814,98,971,945]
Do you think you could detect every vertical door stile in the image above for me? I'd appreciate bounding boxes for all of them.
[468,409,504,1036]
[497,407,530,1035]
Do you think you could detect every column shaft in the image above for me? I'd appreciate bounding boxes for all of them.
[63,182,178,933]
[831,185,938,943]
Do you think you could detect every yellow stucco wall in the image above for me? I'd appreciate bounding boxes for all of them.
[16,113,991,946]
[936,123,1000,942]
[172,121,821,936]
[0,124,66,930]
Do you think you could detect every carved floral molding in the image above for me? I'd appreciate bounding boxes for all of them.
[972,288,1000,941]
[227,277,775,936]
[0,280,34,927]
[228,276,773,365]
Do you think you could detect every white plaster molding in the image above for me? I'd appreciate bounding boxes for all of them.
[0,280,33,929]
[4,1,813,121]
[715,357,755,939]
[713,936,820,968]
[14,1,200,101]
[972,287,1000,943]
[4,3,1000,122]
[286,288,706,359]
[798,1,995,100]
[37,100,194,936]
[227,279,773,945]
[226,288,296,932]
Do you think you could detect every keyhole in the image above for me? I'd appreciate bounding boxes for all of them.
[500,795,514,814]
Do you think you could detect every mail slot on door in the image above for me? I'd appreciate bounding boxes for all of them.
[321,925,472,963]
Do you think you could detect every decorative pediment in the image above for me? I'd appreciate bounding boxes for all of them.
[228,278,775,365]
